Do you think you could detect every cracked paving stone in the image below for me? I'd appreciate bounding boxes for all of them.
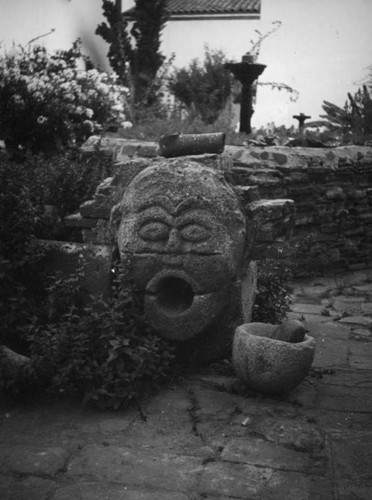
[66,444,203,491]
[337,483,372,500]
[104,409,204,456]
[252,417,324,452]
[51,482,189,500]
[221,436,310,472]
[312,338,349,368]
[0,445,69,476]
[188,385,239,418]
[332,432,372,481]
[198,461,273,498]
[0,475,56,500]
[261,470,333,500]
[348,341,372,370]
[291,303,327,315]
[339,316,372,326]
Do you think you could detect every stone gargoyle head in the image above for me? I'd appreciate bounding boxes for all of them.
[112,155,294,363]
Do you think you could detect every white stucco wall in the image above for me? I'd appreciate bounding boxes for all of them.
[0,0,110,71]
[1,0,371,128]
[161,0,372,128]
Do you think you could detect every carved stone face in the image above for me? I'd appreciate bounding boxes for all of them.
[117,159,247,341]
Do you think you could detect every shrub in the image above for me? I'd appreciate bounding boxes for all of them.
[320,78,372,145]
[253,259,293,324]
[1,263,177,410]
[0,41,129,153]
[0,151,46,352]
[0,147,114,355]
[168,47,233,125]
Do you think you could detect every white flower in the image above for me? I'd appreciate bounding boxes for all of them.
[121,121,133,129]
[111,103,123,112]
[85,108,94,118]
[37,115,48,125]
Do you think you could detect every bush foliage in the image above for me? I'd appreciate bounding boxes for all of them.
[253,259,293,324]
[168,48,233,125]
[0,41,129,153]
[24,263,176,409]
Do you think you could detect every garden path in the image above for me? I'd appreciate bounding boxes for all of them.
[1,271,372,499]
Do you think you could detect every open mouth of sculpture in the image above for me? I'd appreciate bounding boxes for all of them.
[144,270,230,340]
[154,276,195,314]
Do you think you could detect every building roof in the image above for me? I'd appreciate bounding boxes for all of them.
[123,1,261,20]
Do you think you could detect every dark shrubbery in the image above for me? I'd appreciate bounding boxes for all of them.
[23,264,176,409]
[0,149,177,409]
[253,259,294,324]
[0,148,112,366]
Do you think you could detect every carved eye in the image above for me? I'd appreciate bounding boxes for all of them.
[180,223,210,243]
[138,221,170,242]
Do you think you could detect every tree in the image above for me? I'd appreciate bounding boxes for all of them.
[96,0,169,111]
[168,48,233,125]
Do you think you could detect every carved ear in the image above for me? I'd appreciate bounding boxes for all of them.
[233,185,295,259]
[109,202,122,235]
[249,199,296,259]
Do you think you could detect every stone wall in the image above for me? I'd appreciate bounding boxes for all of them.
[227,145,372,272]
[76,137,372,272]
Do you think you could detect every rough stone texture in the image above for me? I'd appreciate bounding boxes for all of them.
[226,144,372,272]
[65,152,293,362]
[232,322,315,394]
[79,137,372,272]
[52,483,189,500]
[0,444,69,476]
[67,445,203,491]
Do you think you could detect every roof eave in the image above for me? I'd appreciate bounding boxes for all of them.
[169,13,260,21]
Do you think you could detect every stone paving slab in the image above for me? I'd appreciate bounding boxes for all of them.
[221,436,311,471]
[0,444,69,476]
[1,272,372,499]
[67,444,203,492]
[52,483,190,500]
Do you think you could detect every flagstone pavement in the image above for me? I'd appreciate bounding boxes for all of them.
[1,270,372,499]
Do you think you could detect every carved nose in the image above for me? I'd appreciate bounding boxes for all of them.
[166,228,181,252]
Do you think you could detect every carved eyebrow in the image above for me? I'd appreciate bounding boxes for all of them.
[137,197,213,215]
[175,198,213,215]
[137,198,173,214]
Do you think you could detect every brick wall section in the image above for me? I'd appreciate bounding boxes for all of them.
[75,137,372,271]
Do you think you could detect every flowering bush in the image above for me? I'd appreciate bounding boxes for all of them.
[0,41,129,152]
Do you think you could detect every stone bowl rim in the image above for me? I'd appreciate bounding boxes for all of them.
[235,322,315,348]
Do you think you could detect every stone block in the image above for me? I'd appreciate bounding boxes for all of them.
[249,173,281,186]
[79,199,111,219]
[64,212,98,228]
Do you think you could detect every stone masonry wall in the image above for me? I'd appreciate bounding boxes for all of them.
[75,137,372,272]
[227,145,372,272]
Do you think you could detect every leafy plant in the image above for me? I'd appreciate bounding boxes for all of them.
[0,146,115,358]
[168,47,233,125]
[0,40,129,153]
[253,259,293,324]
[321,85,372,141]
[96,0,169,112]
[1,261,177,409]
